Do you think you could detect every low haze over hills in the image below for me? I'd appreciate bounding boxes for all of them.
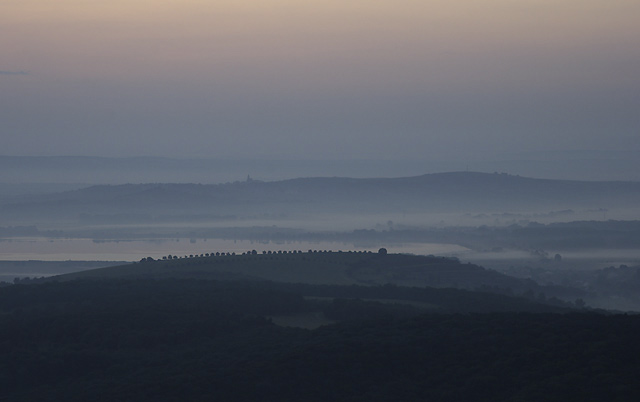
[3,172,639,227]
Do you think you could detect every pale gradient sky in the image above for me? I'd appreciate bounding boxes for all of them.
[2,0,639,161]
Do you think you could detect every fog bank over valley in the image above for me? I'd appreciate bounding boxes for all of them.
[2,168,640,311]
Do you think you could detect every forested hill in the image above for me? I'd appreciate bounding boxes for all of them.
[4,253,635,401]
[2,273,637,401]
[4,172,640,219]
[51,251,583,302]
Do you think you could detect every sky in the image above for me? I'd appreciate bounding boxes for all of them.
[2,0,639,163]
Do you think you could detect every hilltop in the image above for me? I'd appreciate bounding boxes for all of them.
[55,250,526,288]
[50,250,583,303]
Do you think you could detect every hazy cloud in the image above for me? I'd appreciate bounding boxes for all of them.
[0,0,638,175]
[0,70,28,75]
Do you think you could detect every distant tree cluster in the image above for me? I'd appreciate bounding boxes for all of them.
[146,249,377,264]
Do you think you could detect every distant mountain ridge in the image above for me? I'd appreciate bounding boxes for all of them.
[3,153,640,183]
[4,172,640,221]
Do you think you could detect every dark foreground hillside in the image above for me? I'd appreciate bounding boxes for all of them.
[1,279,639,401]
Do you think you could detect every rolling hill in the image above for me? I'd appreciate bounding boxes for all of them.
[4,172,640,223]
[51,251,582,301]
